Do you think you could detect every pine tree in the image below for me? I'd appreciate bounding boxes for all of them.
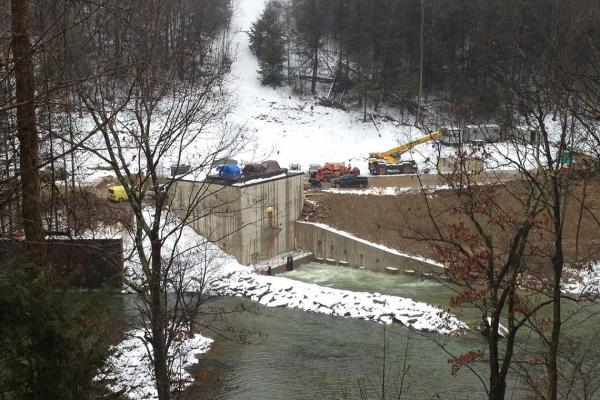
[249,1,287,87]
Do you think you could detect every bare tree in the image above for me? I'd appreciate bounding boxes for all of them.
[61,2,251,398]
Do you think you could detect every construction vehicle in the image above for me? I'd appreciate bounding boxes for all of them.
[308,163,321,178]
[242,160,287,180]
[368,130,443,175]
[315,163,360,181]
[107,185,128,202]
[331,174,369,188]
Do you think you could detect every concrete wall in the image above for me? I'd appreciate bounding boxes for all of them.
[170,173,304,265]
[295,222,442,274]
[237,174,304,263]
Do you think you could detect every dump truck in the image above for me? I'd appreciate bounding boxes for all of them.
[368,130,443,175]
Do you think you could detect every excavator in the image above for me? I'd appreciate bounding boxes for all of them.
[368,130,443,175]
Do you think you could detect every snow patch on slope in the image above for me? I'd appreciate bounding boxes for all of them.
[225,1,547,178]
[322,184,452,196]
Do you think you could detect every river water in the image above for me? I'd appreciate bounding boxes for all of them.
[108,262,598,399]
[185,263,550,399]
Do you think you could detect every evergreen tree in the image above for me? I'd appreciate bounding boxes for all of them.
[0,254,113,399]
[249,1,287,87]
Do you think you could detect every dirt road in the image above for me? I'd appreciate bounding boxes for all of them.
[307,170,523,190]
[362,170,522,189]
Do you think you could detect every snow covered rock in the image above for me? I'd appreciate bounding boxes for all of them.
[96,329,213,400]
[207,269,468,335]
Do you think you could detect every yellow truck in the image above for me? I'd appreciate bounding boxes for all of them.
[107,185,128,202]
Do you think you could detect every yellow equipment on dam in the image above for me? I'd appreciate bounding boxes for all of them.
[368,130,443,175]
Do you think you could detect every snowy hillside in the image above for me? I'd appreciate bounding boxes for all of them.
[226,0,541,176]
[227,0,428,175]
[71,0,542,186]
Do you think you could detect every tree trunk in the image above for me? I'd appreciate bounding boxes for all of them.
[574,176,588,262]
[548,200,563,400]
[11,0,47,270]
[544,117,564,400]
[150,235,171,400]
[547,260,561,400]
[488,302,506,400]
[311,46,318,94]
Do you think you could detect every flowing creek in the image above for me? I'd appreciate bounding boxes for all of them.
[185,263,525,399]
[116,262,599,399]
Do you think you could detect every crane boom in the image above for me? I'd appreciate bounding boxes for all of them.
[367,130,443,175]
[369,130,443,163]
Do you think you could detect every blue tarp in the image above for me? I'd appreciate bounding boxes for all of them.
[217,164,241,181]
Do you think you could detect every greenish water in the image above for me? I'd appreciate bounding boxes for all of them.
[113,262,600,399]
[187,296,501,400]
[285,262,600,338]
[285,262,481,324]
[185,263,524,399]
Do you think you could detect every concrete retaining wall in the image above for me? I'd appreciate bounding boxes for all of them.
[295,221,442,274]
[170,172,304,265]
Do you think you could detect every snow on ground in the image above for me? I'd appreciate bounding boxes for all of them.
[227,1,433,175]
[96,329,213,400]
[81,209,237,293]
[562,263,600,298]
[226,1,543,177]
[69,0,547,188]
[86,208,464,334]
[298,221,444,268]
[322,184,453,196]
[210,268,468,335]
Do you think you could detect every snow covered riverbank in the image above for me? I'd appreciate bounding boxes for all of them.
[96,329,213,400]
[563,263,600,298]
[94,217,467,399]
[89,213,465,335]
[209,268,467,335]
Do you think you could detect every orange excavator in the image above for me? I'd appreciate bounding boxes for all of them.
[315,163,360,181]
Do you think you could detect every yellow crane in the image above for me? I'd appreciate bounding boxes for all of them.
[368,130,443,175]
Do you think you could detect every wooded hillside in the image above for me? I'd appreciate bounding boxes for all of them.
[250,0,600,125]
